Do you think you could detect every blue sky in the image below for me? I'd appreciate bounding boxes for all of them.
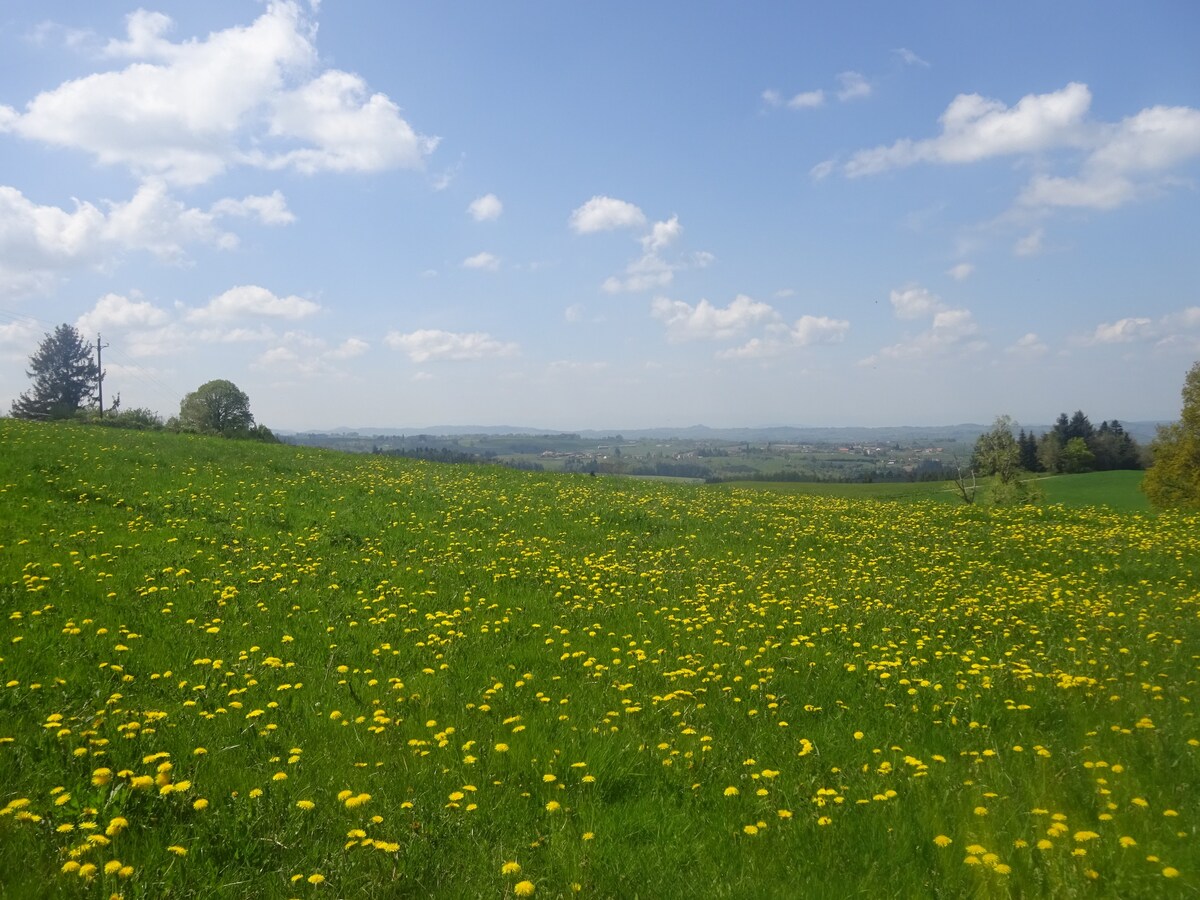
[1,1,1198,430]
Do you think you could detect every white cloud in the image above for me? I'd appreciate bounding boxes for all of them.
[384,329,518,363]
[253,331,367,376]
[462,251,500,271]
[77,293,169,335]
[1013,228,1044,257]
[761,89,782,108]
[836,71,872,102]
[266,69,438,175]
[641,216,682,253]
[652,294,778,342]
[569,196,646,234]
[468,193,503,222]
[841,82,1200,218]
[894,48,930,67]
[1006,332,1048,355]
[889,285,944,319]
[187,285,320,323]
[327,337,368,359]
[864,307,984,364]
[809,159,836,181]
[844,82,1092,177]
[1019,104,1200,210]
[564,304,584,323]
[718,315,849,359]
[788,90,825,110]
[602,252,676,293]
[1082,317,1155,345]
[0,180,288,295]
[790,314,850,345]
[211,190,295,225]
[947,262,975,281]
[0,318,39,349]
[3,2,435,185]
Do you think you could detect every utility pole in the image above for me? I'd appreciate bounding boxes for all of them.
[96,334,109,418]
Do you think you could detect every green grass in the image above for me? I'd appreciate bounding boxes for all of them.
[720,469,1150,511]
[0,420,1197,898]
[1035,470,1150,512]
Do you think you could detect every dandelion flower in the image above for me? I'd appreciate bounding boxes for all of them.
[724,787,739,797]
[502,862,521,875]
[514,880,536,896]
[297,800,315,811]
[933,835,952,848]
[307,874,325,885]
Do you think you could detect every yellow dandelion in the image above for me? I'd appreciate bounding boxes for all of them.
[514,880,536,896]
[933,835,952,848]
[501,861,521,875]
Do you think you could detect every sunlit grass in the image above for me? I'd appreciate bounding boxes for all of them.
[0,419,1196,897]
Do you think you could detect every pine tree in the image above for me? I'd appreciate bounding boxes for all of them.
[10,324,99,420]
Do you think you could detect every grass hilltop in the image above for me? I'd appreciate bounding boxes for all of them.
[0,419,1197,898]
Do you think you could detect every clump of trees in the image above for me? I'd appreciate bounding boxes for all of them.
[8,324,274,441]
[1015,411,1143,474]
[1142,361,1200,509]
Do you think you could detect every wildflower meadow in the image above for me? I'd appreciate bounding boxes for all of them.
[1,419,1197,898]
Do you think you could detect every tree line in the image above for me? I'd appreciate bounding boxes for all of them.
[7,323,275,441]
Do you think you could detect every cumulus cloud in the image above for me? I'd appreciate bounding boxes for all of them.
[836,71,872,102]
[211,190,295,225]
[2,2,435,185]
[468,193,503,222]
[651,294,778,342]
[889,286,945,319]
[1013,228,1044,257]
[254,332,368,376]
[894,48,929,67]
[761,88,824,110]
[76,292,169,335]
[837,81,1200,216]
[844,83,1092,177]
[569,196,646,233]
[1006,332,1048,355]
[0,180,291,296]
[1081,317,1155,345]
[640,216,682,253]
[1071,307,1200,349]
[720,315,850,359]
[186,284,320,323]
[384,329,518,363]
[880,284,978,358]
[462,251,500,271]
[947,262,974,281]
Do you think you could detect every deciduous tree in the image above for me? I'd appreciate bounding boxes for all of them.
[1143,361,1200,509]
[178,380,255,436]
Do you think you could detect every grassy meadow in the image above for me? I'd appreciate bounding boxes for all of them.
[1,419,1197,898]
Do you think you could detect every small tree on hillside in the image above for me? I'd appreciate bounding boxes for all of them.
[972,415,1039,505]
[178,380,255,436]
[10,324,99,420]
[1142,361,1200,509]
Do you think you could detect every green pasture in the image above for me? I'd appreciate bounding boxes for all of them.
[0,420,1195,898]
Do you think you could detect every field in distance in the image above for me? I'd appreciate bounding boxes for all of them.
[0,420,1194,898]
[721,470,1151,512]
